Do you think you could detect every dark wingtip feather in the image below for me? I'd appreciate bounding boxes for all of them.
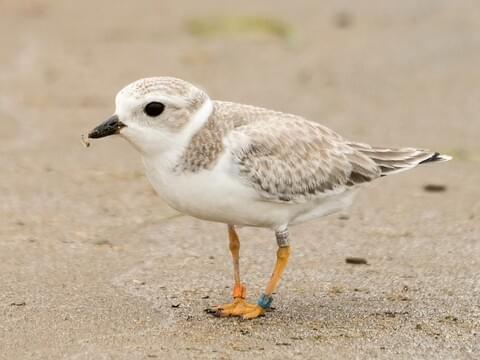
[419,152,452,164]
[419,152,440,164]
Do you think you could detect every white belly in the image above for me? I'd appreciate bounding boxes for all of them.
[142,154,355,230]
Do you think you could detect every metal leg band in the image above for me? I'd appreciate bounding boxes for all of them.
[275,229,290,248]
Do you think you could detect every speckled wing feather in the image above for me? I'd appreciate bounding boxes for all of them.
[347,142,447,175]
[229,110,381,203]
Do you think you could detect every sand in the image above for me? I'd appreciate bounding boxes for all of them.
[1,1,479,359]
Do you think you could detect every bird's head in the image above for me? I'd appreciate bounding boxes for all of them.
[88,77,211,156]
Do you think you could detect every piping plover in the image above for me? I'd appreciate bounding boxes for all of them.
[88,77,451,319]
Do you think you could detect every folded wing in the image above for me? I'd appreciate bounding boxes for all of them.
[230,116,381,203]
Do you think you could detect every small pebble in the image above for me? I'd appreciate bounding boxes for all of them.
[423,184,446,192]
[345,257,368,265]
[10,301,26,306]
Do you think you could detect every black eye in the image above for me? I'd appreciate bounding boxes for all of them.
[144,102,165,117]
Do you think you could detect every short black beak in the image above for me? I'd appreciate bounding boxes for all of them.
[88,115,126,139]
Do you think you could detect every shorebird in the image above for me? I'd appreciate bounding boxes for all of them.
[88,77,451,319]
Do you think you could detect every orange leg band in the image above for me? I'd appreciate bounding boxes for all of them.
[232,283,246,299]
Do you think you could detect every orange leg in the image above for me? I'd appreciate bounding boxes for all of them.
[208,225,258,317]
[208,228,292,320]
[265,246,291,295]
[229,224,241,289]
[242,244,291,320]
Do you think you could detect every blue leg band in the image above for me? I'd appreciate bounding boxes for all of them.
[257,293,273,309]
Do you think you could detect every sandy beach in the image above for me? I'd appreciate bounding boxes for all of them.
[1,1,479,358]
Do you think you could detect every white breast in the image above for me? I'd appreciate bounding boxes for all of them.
[143,150,276,227]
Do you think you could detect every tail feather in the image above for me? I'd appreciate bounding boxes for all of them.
[349,143,452,176]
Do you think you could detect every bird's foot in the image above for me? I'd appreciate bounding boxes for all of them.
[240,303,265,320]
[207,298,264,319]
[206,284,266,319]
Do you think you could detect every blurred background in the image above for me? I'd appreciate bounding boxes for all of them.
[1,1,479,358]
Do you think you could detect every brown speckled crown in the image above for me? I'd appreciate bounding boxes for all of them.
[119,77,202,100]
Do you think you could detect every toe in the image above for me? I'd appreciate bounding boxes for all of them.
[229,302,253,316]
[241,305,265,320]
[206,299,263,318]
[206,299,241,315]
